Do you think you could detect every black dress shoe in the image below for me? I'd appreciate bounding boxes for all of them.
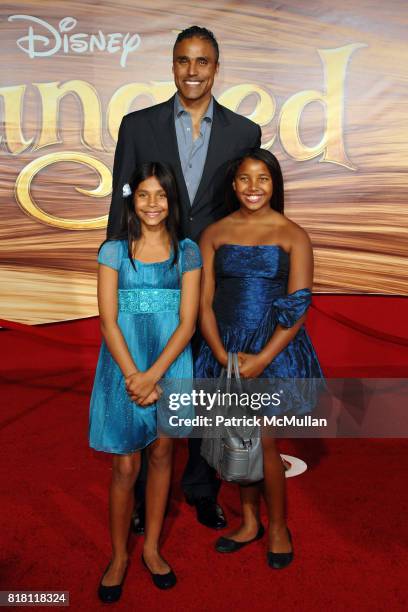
[215,524,265,553]
[97,562,128,604]
[131,500,171,535]
[130,503,145,535]
[267,528,294,569]
[141,555,177,590]
[187,497,227,530]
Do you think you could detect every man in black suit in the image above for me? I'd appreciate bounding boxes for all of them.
[107,26,261,531]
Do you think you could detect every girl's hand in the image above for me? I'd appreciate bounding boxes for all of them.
[125,371,158,403]
[237,352,268,378]
[137,385,161,407]
[127,382,162,406]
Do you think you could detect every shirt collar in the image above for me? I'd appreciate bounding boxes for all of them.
[174,93,214,122]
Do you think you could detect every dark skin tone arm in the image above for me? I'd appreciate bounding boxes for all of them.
[199,223,313,377]
[199,225,229,368]
[238,228,313,377]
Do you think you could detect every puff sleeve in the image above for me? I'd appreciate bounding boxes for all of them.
[97,240,123,271]
[180,239,202,273]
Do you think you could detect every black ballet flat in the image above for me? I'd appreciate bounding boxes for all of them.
[97,561,128,603]
[141,554,177,590]
[215,524,265,553]
[267,528,294,569]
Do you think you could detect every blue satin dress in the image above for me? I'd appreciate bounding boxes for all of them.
[194,244,324,415]
[89,238,202,454]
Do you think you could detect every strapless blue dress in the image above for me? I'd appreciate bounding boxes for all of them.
[89,238,202,454]
[194,244,324,415]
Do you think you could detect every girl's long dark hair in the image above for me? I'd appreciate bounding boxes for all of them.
[101,162,181,268]
[225,148,284,214]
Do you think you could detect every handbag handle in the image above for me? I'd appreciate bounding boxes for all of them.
[226,351,233,380]
[226,352,241,379]
[226,352,240,388]
[225,352,243,396]
[225,352,258,442]
[231,353,241,380]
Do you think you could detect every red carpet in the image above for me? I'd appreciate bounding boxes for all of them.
[1,297,408,610]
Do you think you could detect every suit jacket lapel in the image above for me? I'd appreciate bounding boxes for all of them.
[149,96,190,211]
[191,99,230,211]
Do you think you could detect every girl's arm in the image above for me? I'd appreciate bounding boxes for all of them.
[239,229,313,378]
[126,265,201,403]
[198,229,228,367]
[98,263,139,378]
[98,263,159,406]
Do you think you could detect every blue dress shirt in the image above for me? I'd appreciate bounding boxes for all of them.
[174,94,214,206]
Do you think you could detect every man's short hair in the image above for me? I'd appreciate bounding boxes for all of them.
[173,26,219,63]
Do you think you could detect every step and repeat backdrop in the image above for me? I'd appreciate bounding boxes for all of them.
[1,1,407,323]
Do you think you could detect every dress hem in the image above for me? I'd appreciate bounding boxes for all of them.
[89,434,158,455]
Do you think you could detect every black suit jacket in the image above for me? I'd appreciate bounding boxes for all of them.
[107,95,261,242]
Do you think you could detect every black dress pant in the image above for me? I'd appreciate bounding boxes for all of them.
[135,438,220,503]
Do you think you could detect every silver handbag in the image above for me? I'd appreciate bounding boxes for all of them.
[201,352,264,484]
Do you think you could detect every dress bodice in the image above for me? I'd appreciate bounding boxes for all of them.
[213,244,290,329]
[118,243,182,291]
[97,238,201,291]
[215,244,289,282]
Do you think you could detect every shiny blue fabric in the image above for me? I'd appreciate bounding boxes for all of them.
[89,238,202,454]
[194,245,324,415]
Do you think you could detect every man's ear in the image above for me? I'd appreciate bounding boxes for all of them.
[232,179,236,192]
[215,62,220,75]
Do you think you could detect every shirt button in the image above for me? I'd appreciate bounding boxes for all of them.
[187,127,190,131]
[189,216,194,221]
[189,163,192,168]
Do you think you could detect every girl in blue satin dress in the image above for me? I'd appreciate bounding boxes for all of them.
[196,149,323,569]
[89,162,202,600]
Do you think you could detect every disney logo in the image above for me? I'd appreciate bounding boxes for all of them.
[8,15,141,67]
